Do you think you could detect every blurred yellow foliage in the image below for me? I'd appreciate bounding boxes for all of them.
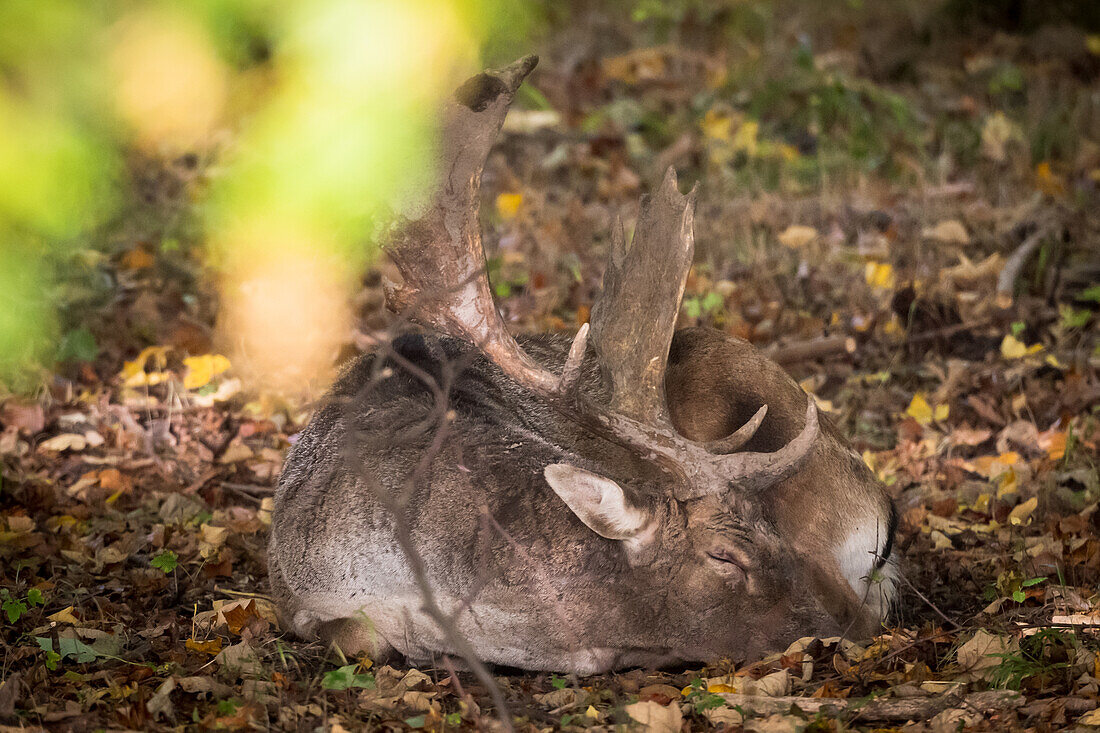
[905,393,948,426]
[183,354,232,390]
[496,192,524,220]
[1000,334,1043,360]
[864,261,895,290]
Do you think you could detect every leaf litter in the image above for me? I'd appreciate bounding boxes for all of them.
[2,7,1100,732]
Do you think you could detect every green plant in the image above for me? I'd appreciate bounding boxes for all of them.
[150,550,178,574]
[683,678,725,714]
[322,663,376,691]
[2,587,45,624]
[683,291,724,320]
[988,628,1072,691]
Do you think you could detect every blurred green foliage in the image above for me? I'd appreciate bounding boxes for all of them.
[0,0,532,391]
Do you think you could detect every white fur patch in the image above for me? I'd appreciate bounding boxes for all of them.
[836,513,896,620]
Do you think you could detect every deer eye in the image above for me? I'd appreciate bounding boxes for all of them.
[706,547,750,572]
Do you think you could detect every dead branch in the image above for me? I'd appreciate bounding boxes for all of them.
[719,688,1020,722]
[996,225,1054,308]
[766,335,856,364]
[345,326,515,730]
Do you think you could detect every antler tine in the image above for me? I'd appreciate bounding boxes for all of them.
[386,55,560,394]
[702,405,767,454]
[589,168,697,427]
[719,397,818,491]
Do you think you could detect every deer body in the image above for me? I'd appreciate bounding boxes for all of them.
[269,56,897,673]
[270,330,896,672]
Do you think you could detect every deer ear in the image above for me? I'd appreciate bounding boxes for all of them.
[544,463,652,540]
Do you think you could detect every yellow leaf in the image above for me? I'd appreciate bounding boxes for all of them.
[864,261,895,290]
[1008,496,1038,525]
[1035,162,1066,197]
[183,354,231,390]
[495,192,523,220]
[1080,707,1100,726]
[1038,430,1067,461]
[934,403,950,422]
[731,119,758,155]
[186,638,223,655]
[707,683,737,693]
[701,109,733,142]
[1087,35,1100,55]
[996,467,1019,498]
[777,225,818,249]
[585,705,600,719]
[1000,334,1042,360]
[120,345,170,380]
[906,394,933,426]
[777,143,800,162]
[48,606,81,624]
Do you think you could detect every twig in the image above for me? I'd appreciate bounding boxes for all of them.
[719,688,1020,722]
[766,335,856,364]
[894,571,961,630]
[996,226,1053,308]
[352,332,515,732]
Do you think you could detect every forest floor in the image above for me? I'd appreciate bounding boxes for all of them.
[2,3,1100,731]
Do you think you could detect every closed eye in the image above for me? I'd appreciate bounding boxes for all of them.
[706,549,746,568]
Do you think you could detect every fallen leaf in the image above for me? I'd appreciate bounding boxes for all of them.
[701,108,734,142]
[1000,334,1042,359]
[1035,161,1066,196]
[183,354,231,390]
[1079,708,1100,726]
[864,261,895,290]
[923,219,970,244]
[1008,496,1038,525]
[533,688,578,708]
[980,112,1022,162]
[495,192,523,220]
[39,434,87,452]
[0,400,45,435]
[957,630,1015,681]
[624,700,682,733]
[48,606,80,625]
[186,638,223,655]
[777,225,818,249]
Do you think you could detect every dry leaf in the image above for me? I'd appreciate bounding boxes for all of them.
[957,630,1015,681]
[1000,334,1042,359]
[1009,496,1038,525]
[48,606,80,624]
[923,219,970,244]
[495,192,523,220]
[864,261,895,290]
[186,638,223,655]
[624,700,682,733]
[777,225,818,249]
[39,434,87,452]
[183,354,231,390]
[980,112,1021,162]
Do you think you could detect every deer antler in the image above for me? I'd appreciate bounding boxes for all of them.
[385,56,817,500]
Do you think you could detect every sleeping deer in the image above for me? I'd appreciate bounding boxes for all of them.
[269,55,897,673]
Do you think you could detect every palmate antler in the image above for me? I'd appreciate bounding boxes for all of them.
[385,55,817,501]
